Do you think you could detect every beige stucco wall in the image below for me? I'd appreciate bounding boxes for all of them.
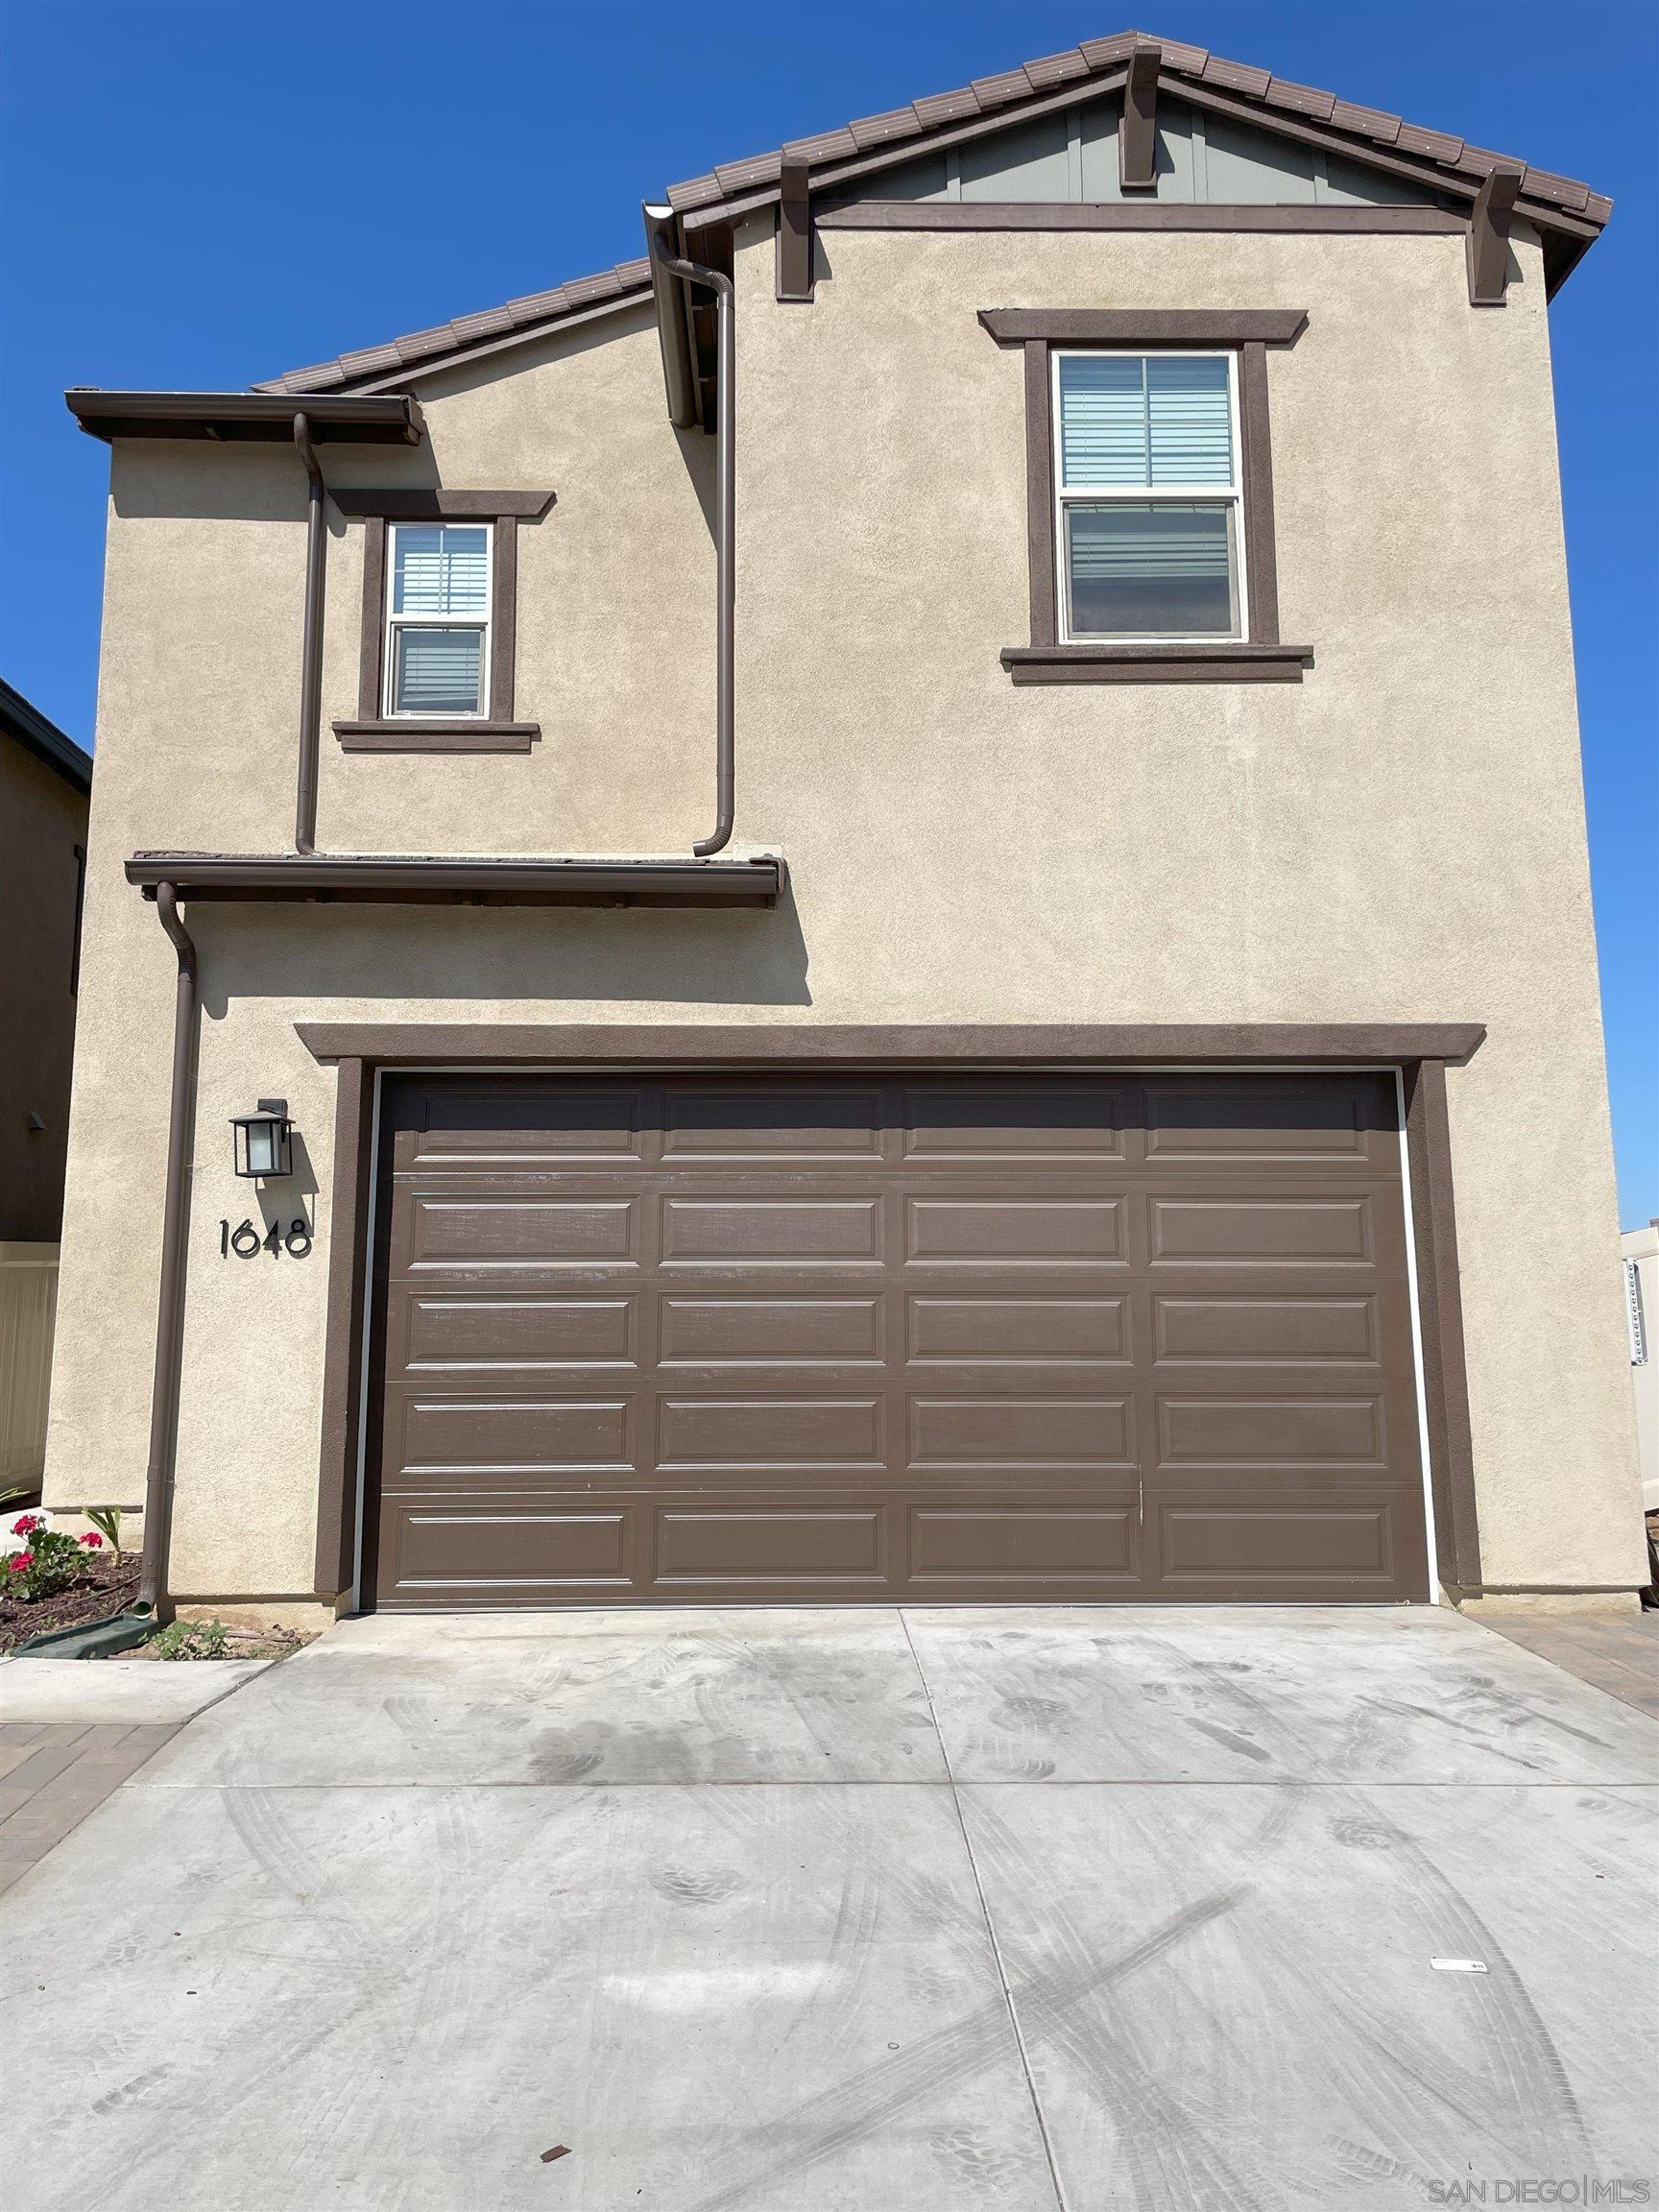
[44,216,1647,1599]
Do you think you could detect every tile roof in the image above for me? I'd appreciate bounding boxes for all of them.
[662,29,1610,225]
[253,259,653,397]
[257,29,1611,397]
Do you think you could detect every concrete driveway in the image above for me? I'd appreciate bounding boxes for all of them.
[3,1606,1655,2211]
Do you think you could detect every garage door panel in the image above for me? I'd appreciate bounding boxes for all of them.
[908,1395,1136,1469]
[656,1394,885,1470]
[379,1503,637,1598]
[660,1295,885,1365]
[397,1086,645,1168]
[400,1193,639,1271]
[906,1196,1126,1265]
[1152,1293,1379,1363]
[909,1504,1139,1580]
[1148,1194,1376,1266]
[1156,1394,1385,1468]
[900,1083,1126,1162]
[394,1393,636,1475]
[906,1295,1130,1364]
[655,1506,888,1585]
[397,1293,637,1374]
[1155,1500,1401,1585]
[1142,1079,1374,1161]
[661,1195,883,1264]
[659,1085,886,1162]
[371,1073,1430,1605]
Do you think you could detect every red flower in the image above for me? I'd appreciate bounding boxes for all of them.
[8,1552,32,1573]
[11,1514,40,1536]
[81,1531,104,1549]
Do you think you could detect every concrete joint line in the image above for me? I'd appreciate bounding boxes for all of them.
[898,1610,1073,2212]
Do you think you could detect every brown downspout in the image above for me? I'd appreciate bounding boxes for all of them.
[646,217,734,856]
[293,412,325,855]
[136,882,199,1622]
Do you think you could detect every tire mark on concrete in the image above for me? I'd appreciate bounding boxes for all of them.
[1353,1802,1596,2169]
[965,1791,1287,2212]
[682,1887,1245,2212]
[1184,1717,1272,1765]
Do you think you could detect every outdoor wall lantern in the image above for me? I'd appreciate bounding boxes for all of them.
[230,1100,294,1179]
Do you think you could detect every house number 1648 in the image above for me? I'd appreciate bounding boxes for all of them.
[220,1217,312,1259]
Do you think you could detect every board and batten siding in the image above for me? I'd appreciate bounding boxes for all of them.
[0,1244,60,1493]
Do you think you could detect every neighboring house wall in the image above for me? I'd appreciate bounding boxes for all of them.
[44,219,1645,1600]
[1625,1222,1658,1512]
[0,732,86,1241]
[1,701,89,1493]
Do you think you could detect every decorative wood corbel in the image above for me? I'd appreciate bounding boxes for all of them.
[1120,45,1161,191]
[1467,166,1523,305]
[776,156,815,302]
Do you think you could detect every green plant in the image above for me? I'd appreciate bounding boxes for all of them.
[84,1506,124,1557]
[151,1617,229,1662]
[6,1515,104,1603]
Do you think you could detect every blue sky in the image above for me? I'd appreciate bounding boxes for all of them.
[2,0,1654,1220]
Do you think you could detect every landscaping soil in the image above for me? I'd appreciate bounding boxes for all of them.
[0,1554,141,1653]
[120,1623,314,1663]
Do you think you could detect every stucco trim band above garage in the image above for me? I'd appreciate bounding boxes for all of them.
[294,1022,1486,1611]
[297,1021,1485,1068]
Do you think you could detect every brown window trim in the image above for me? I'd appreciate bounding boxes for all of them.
[330,489,555,742]
[332,720,541,754]
[979,309,1309,347]
[980,308,1310,684]
[299,1021,1485,1608]
[1001,643,1311,685]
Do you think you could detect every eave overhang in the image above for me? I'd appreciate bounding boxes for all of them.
[125,853,782,907]
[0,677,91,795]
[66,392,424,445]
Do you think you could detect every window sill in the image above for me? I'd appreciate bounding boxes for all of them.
[1000,645,1313,686]
[332,720,541,754]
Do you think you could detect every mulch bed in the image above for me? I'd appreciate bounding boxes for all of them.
[0,1555,141,1654]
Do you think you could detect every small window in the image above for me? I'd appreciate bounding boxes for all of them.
[385,521,492,716]
[1053,351,1244,642]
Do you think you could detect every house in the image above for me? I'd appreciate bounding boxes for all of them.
[0,680,91,1495]
[48,31,1647,1623]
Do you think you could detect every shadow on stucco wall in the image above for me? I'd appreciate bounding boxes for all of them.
[190,878,813,1015]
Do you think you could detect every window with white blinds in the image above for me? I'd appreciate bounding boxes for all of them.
[1053,351,1243,640]
[385,521,492,715]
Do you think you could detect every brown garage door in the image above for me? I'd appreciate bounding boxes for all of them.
[364,1072,1430,1607]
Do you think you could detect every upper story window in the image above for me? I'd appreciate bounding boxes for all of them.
[385,521,493,717]
[1053,350,1242,642]
[981,307,1308,684]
